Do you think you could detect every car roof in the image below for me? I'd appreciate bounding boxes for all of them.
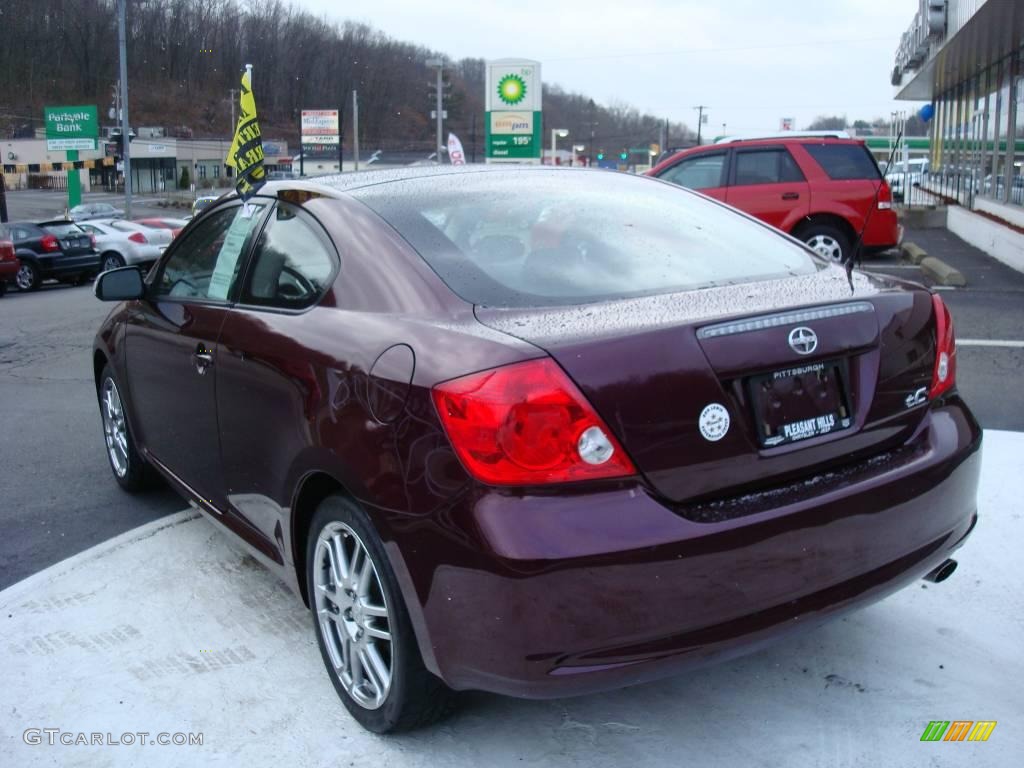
[260,164,592,198]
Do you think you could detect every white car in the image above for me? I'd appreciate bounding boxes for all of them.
[77,219,171,272]
[885,158,930,198]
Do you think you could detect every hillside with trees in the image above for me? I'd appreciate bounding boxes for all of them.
[0,0,693,156]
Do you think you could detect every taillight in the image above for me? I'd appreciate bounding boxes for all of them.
[40,234,60,252]
[877,181,893,210]
[929,294,956,399]
[432,358,636,485]
[128,232,148,244]
[0,241,14,261]
[88,234,97,249]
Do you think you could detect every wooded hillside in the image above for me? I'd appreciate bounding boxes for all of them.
[0,0,693,154]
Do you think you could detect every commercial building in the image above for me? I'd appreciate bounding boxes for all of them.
[893,0,1024,229]
[2,131,290,195]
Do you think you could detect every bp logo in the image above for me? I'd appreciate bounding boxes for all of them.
[497,74,527,106]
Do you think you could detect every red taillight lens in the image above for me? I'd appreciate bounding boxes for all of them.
[877,181,893,210]
[88,234,97,249]
[0,241,14,261]
[432,358,636,486]
[40,234,60,252]
[128,232,148,244]
[929,294,956,399]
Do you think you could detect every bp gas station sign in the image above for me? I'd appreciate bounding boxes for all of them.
[485,59,542,163]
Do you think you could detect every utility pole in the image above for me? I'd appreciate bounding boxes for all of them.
[426,58,444,163]
[352,90,360,171]
[228,88,238,135]
[693,105,709,145]
[117,0,132,217]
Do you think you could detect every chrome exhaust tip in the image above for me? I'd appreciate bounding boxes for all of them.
[923,558,958,584]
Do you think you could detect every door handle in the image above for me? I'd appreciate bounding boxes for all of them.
[193,344,214,374]
[781,192,800,200]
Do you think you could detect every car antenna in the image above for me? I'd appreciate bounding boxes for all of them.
[845,124,905,293]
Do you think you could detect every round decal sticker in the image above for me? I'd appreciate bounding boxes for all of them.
[699,403,730,442]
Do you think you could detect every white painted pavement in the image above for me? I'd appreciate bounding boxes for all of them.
[2,432,1022,767]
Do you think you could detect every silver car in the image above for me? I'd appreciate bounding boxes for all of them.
[77,220,169,272]
[68,203,125,222]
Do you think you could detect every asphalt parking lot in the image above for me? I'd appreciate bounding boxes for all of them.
[1,190,1022,764]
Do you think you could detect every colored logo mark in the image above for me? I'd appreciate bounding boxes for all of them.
[920,721,997,742]
[497,74,527,105]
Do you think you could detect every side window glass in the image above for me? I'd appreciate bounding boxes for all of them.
[735,151,784,185]
[153,203,266,301]
[780,150,805,182]
[240,202,337,310]
[659,153,726,190]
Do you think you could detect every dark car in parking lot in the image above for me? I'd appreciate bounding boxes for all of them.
[8,220,102,291]
[93,167,978,733]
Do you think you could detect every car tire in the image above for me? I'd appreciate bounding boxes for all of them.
[98,364,158,492]
[306,495,456,733]
[15,261,41,291]
[797,223,850,263]
[102,252,125,272]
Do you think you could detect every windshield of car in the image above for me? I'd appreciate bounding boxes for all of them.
[355,170,819,307]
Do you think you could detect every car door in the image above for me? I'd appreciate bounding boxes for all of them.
[655,150,729,202]
[124,200,270,513]
[725,146,810,231]
[215,200,340,562]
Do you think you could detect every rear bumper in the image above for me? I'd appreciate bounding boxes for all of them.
[37,252,102,278]
[863,208,900,249]
[0,261,18,280]
[384,398,981,698]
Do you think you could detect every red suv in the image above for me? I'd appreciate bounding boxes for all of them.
[646,136,899,262]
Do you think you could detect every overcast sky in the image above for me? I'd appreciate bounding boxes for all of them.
[302,0,925,136]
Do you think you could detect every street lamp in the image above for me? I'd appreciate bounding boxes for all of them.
[550,128,569,166]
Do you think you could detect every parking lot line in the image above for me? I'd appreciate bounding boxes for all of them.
[957,339,1024,348]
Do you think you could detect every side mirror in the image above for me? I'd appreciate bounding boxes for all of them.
[95,266,145,301]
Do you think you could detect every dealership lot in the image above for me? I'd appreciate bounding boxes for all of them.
[2,188,1023,763]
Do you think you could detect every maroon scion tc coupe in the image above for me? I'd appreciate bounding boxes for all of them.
[92,167,979,732]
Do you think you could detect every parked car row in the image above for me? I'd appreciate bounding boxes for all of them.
[0,216,188,295]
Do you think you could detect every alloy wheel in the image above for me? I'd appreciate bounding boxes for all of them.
[313,521,393,710]
[805,234,844,263]
[101,377,129,478]
[103,254,123,272]
[15,264,36,290]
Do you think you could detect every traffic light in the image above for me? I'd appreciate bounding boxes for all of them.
[619,150,629,161]
[110,133,124,159]
[596,151,605,161]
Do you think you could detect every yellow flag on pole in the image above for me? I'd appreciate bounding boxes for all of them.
[225,66,266,200]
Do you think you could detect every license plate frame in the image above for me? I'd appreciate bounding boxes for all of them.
[748,359,853,448]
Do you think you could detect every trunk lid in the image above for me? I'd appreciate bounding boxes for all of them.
[475,266,938,505]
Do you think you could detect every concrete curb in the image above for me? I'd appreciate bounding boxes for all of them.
[921,255,967,287]
[900,241,928,265]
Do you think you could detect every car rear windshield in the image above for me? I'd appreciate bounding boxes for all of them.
[41,222,86,236]
[803,143,881,181]
[353,170,820,307]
